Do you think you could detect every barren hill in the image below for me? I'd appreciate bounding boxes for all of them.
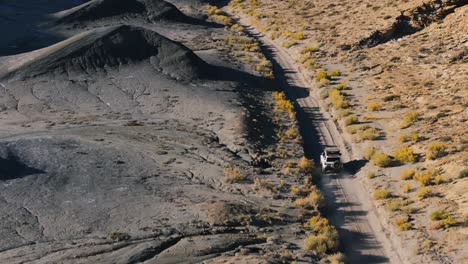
[53,0,189,24]
[1,25,205,81]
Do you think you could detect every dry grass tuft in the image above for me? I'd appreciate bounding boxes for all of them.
[373,188,390,200]
[426,142,448,160]
[224,164,245,183]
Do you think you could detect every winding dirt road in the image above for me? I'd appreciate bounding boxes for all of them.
[231,12,405,264]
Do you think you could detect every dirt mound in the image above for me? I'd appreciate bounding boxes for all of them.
[2,25,206,81]
[357,0,468,48]
[54,0,188,24]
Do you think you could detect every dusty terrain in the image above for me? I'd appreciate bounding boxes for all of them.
[227,0,467,263]
[0,0,339,263]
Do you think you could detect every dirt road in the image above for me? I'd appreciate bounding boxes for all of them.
[232,12,404,264]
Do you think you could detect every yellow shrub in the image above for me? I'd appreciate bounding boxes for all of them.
[344,114,359,126]
[400,111,419,129]
[414,169,440,186]
[304,226,339,254]
[396,218,413,231]
[367,101,382,111]
[305,216,329,232]
[330,89,349,109]
[403,183,411,193]
[335,83,348,90]
[427,142,448,160]
[273,92,295,115]
[373,188,390,200]
[416,186,432,199]
[315,70,330,82]
[328,69,341,77]
[400,169,416,180]
[326,253,345,264]
[399,133,420,143]
[224,165,245,183]
[371,152,392,168]
[304,234,332,255]
[294,190,325,209]
[301,46,320,54]
[430,210,450,221]
[386,198,407,211]
[285,126,300,139]
[394,146,417,163]
[298,156,314,172]
[363,147,377,160]
[355,127,380,141]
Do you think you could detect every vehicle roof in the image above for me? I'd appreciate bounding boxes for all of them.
[324,148,341,156]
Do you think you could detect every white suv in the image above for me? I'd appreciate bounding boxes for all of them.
[320,147,343,173]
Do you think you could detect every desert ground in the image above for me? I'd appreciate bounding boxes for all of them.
[0,0,466,264]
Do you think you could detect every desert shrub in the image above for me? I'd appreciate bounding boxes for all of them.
[295,190,326,209]
[395,218,413,231]
[371,152,392,168]
[414,172,432,186]
[211,14,234,26]
[416,187,432,199]
[367,171,376,179]
[400,169,416,180]
[304,233,336,255]
[335,83,348,90]
[386,198,407,211]
[366,101,382,111]
[305,216,329,232]
[403,183,411,193]
[363,147,377,160]
[326,253,345,264]
[355,127,380,141]
[301,46,320,54]
[285,126,300,139]
[427,142,448,160]
[373,188,390,200]
[430,210,450,221]
[273,92,295,115]
[344,114,359,126]
[315,70,330,82]
[399,133,420,143]
[298,157,315,173]
[433,175,444,185]
[460,168,468,178]
[224,165,245,183]
[430,210,456,228]
[346,124,364,135]
[400,111,419,129]
[414,169,440,186]
[439,216,456,228]
[394,146,417,163]
[330,89,349,109]
[290,31,306,40]
[230,23,245,33]
[328,69,341,77]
